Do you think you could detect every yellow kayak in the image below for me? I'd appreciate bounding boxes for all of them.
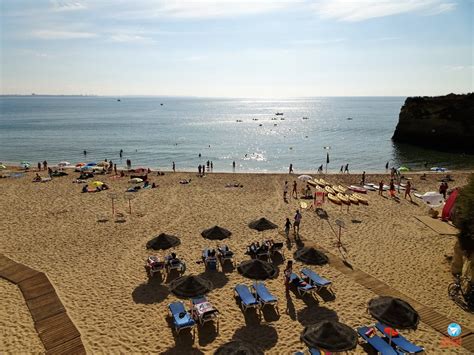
[337,193,350,204]
[348,195,359,204]
[333,185,346,194]
[325,186,335,194]
[353,193,368,205]
[319,178,329,187]
[327,193,341,205]
[307,180,318,187]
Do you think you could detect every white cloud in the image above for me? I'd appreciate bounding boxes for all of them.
[109,34,154,43]
[311,0,457,22]
[50,0,87,12]
[32,30,97,39]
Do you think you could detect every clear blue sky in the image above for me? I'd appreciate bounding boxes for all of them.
[1,0,472,97]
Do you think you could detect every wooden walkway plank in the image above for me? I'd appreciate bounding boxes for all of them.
[26,291,65,322]
[0,254,86,355]
[19,272,53,300]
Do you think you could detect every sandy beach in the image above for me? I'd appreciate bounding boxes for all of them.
[1,169,473,354]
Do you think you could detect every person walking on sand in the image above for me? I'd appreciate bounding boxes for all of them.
[289,164,293,174]
[284,218,292,239]
[385,161,389,170]
[340,165,344,173]
[283,181,289,201]
[344,163,349,174]
[439,182,448,199]
[389,179,396,198]
[37,162,41,171]
[361,171,366,185]
[232,161,235,170]
[172,161,175,172]
[294,210,302,236]
[284,260,293,293]
[404,180,413,201]
[292,181,298,199]
[114,164,117,175]
[379,180,384,196]
[198,165,202,175]
[43,160,48,171]
[211,161,213,171]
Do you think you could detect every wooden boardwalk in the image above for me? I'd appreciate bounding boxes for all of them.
[0,254,86,354]
[312,245,474,353]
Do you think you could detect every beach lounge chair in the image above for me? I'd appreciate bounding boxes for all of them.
[191,296,219,326]
[202,249,218,271]
[166,257,185,273]
[289,273,316,297]
[375,323,424,353]
[252,282,278,311]
[256,245,270,260]
[168,301,196,334]
[358,326,402,355]
[217,245,235,266]
[234,284,260,312]
[301,268,332,293]
[145,256,165,277]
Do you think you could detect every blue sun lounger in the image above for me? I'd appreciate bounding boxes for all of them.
[358,326,402,355]
[168,301,196,334]
[202,249,218,271]
[234,284,260,312]
[375,323,424,353]
[253,282,278,310]
[301,268,332,292]
[289,273,316,296]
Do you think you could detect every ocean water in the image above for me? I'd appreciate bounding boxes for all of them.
[0,96,472,173]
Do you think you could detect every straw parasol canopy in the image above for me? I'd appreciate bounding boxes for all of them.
[368,296,420,329]
[293,247,329,266]
[214,341,262,355]
[248,218,278,232]
[237,259,278,280]
[300,321,358,352]
[169,275,213,298]
[146,233,180,250]
[201,225,232,240]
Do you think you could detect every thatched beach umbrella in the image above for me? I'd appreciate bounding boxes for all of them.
[169,275,213,298]
[301,320,358,352]
[201,225,232,240]
[368,296,420,329]
[214,341,262,355]
[293,247,329,266]
[237,259,278,280]
[146,233,180,250]
[248,218,278,232]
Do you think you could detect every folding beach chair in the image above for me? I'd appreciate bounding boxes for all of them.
[357,326,402,355]
[289,273,316,297]
[191,296,219,326]
[234,284,260,312]
[202,249,218,271]
[252,282,278,311]
[167,257,186,273]
[217,245,235,266]
[145,256,165,278]
[301,268,333,293]
[168,301,196,335]
[375,323,424,353]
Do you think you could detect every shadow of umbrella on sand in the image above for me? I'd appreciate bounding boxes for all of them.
[201,226,232,240]
[214,340,263,355]
[169,275,213,298]
[237,259,278,280]
[146,233,180,250]
[301,320,358,353]
[293,247,329,266]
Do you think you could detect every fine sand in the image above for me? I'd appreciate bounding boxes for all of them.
[1,169,473,354]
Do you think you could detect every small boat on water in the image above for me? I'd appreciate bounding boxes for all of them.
[275,112,284,116]
[346,117,352,120]
[302,117,309,120]
[236,120,243,122]
[117,99,121,102]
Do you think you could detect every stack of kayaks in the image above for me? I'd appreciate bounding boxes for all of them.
[327,193,341,205]
[325,186,336,194]
[353,193,368,204]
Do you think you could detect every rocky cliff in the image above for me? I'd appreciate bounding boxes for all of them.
[392,93,474,153]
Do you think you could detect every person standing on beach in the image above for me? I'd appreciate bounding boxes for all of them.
[283,181,289,201]
[232,161,236,170]
[43,160,48,171]
[385,161,389,170]
[172,162,176,172]
[340,165,344,173]
[379,180,384,196]
[37,162,41,171]
[405,181,413,201]
[389,179,396,198]
[292,181,298,199]
[294,210,302,236]
[284,218,292,239]
[440,182,448,199]
[114,164,117,175]
[198,165,202,175]
[344,164,349,174]
[289,164,293,174]
[211,161,213,171]
[361,171,366,185]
